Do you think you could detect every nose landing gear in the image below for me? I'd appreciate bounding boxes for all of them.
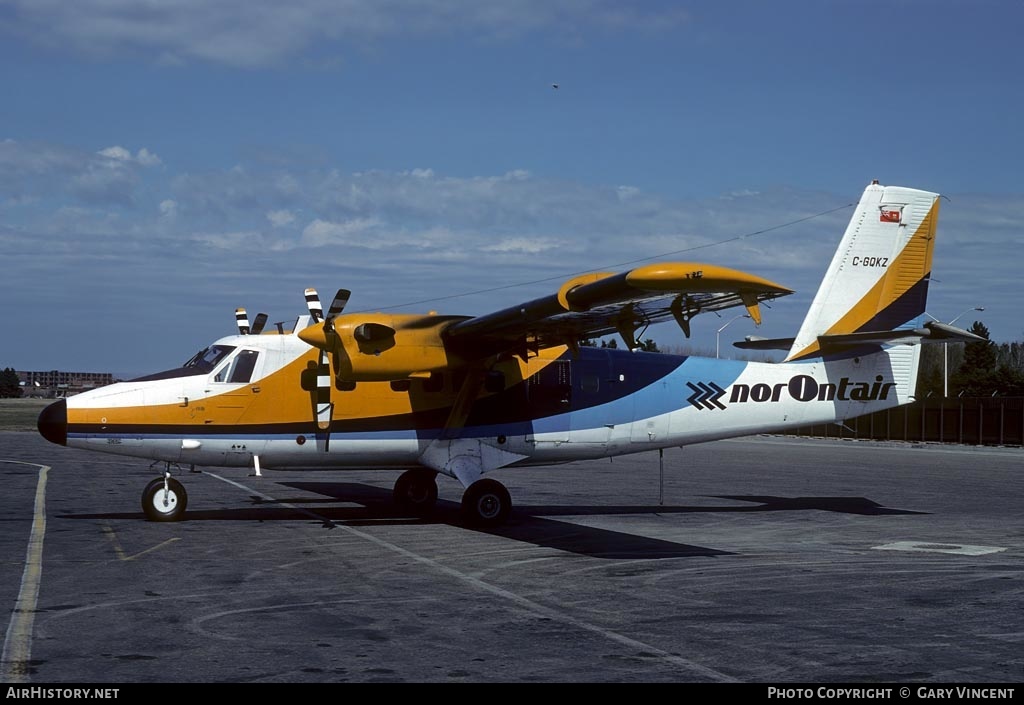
[141,467,188,522]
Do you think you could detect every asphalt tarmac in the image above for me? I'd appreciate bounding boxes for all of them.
[1,431,1021,684]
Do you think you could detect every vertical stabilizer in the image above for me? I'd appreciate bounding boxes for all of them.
[786,182,940,361]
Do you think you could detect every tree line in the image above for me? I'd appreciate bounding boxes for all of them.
[917,321,1024,398]
[0,368,21,398]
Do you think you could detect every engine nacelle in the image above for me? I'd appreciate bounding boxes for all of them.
[299,313,469,382]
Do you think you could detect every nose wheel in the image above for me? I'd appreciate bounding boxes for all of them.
[142,475,188,522]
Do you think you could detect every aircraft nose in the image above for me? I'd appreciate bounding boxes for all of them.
[38,399,67,446]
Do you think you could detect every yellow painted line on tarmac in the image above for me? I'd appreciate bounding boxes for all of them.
[0,461,50,684]
[102,523,180,561]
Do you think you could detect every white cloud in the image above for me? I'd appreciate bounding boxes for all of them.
[266,209,295,227]
[2,0,690,67]
[136,148,162,166]
[99,145,161,166]
[300,217,385,248]
[0,140,165,207]
[159,199,178,217]
[481,237,564,254]
[98,146,132,162]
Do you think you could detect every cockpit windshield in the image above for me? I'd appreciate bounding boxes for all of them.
[183,345,236,373]
[128,344,239,383]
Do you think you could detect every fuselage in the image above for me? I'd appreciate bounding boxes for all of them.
[37,318,918,475]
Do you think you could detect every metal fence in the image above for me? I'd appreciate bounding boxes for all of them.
[789,397,1024,447]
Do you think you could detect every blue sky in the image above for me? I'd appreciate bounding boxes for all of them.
[1,0,1021,378]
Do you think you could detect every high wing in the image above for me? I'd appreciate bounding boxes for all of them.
[444,262,792,353]
[297,261,792,382]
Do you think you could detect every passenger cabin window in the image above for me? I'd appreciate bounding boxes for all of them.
[214,350,260,384]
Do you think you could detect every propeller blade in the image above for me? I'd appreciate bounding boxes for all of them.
[304,288,324,322]
[303,287,344,452]
[315,351,333,432]
[235,308,251,335]
[326,289,351,323]
[251,313,268,335]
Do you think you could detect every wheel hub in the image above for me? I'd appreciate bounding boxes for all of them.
[151,489,178,514]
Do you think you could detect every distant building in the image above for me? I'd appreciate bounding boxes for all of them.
[17,370,115,397]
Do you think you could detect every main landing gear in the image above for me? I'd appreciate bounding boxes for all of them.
[393,469,439,516]
[142,470,188,522]
[391,469,512,527]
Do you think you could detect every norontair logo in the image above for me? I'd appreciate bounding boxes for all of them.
[688,375,896,411]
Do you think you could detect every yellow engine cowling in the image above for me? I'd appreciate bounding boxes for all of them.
[299,313,466,381]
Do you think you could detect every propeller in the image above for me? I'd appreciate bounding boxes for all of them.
[235,308,251,335]
[326,289,350,323]
[303,288,351,451]
[235,308,268,335]
[304,288,324,323]
[251,313,268,335]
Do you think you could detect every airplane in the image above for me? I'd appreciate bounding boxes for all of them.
[37,181,982,527]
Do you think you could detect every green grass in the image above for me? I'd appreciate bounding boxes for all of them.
[0,398,52,431]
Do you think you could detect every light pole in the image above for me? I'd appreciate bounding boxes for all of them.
[928,306,985,397]
[717,314,751,359]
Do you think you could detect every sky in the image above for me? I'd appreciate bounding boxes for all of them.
[1,0,1021,378]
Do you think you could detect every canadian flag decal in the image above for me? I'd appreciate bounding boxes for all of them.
[879,208,902,223]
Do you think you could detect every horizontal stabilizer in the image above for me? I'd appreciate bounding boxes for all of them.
[734,321,984,352]
[921,321,987,342]
[818,321,986,347]
[734,335,795,351]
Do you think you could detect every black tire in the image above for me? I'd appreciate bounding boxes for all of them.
[461,478,511,527]
[393,469,438,516]
[142,477,188,522]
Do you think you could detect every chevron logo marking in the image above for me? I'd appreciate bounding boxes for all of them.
[686,381,727,411]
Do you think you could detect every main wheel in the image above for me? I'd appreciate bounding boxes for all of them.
[393,470,438,516]
[461,479,511,527]
[142,477,188,522]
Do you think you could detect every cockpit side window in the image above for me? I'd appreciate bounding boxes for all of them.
[213,349,260,384]
[228,350,260,383]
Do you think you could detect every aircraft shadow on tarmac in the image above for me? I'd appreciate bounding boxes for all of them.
[59,482,926,560]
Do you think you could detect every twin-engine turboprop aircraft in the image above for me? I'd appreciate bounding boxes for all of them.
[37,181,981,526]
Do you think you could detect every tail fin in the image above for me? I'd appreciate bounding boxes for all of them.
[785,181,940,361]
